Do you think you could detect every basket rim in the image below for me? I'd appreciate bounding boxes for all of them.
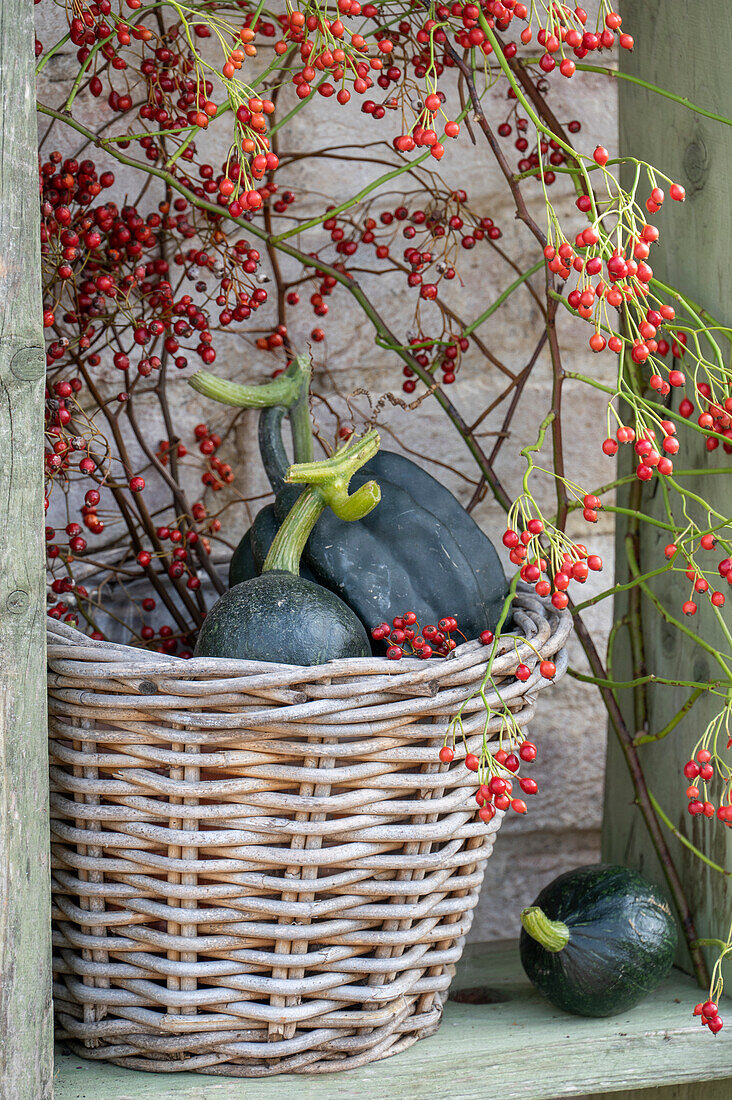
[47,587,572,688]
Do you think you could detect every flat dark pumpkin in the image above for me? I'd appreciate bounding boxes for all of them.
[230,447,507,644]
[302,461,493,642]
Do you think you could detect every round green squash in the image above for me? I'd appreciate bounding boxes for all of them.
[519,864,677,1017]
[194,570,370,664]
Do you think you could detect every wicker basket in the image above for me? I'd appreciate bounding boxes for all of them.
[47,592,571,1076]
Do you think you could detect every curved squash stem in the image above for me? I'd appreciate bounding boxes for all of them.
[262,488,324,576]
[289,379,314,465]
[190,352,314,466]
[188,351,311,413]
[521,907,570,953]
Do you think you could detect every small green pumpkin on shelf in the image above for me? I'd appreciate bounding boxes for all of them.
[195,430,381,666]
[519,864,677,1017]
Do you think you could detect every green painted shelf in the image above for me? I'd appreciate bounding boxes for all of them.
[53,940,730,1100]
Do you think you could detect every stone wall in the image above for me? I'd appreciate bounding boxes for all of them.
[37,2,618,939]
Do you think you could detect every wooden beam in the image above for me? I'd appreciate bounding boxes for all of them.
[585,1085,732,1100]
[603,0,732,986]
[52,942,731,1099]
[0,2,53,1098]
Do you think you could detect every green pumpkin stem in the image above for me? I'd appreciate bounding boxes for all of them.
[520,906,570,953]
[262,430,381,575]
[189,370,297,409]
[289,370,314,465]
[190,352,314,474]
[189,352,313,460]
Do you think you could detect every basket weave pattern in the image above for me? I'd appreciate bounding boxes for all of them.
[48,593,571,1076]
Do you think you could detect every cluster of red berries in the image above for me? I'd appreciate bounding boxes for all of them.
[135,521,202,589]
[193,423,234,490]
[40,153,271,372]
[317,190,501,324]
[545,184,685,357]
[372,612,469,659]
[47,572,89,627]
[391,90,460,161]
[678,381,732,457]
[519,7,633,73]
[438,739,539,823]
[138,620,196,659]
[302,191,499,388]
[516,657,557,682]
[497,111,582,188]
[58,0,278,199]
[277,6,383,105]
[44,391,145,499]
[602,420,680,481]
[403,333,472,391]
[282,228,347,343]
[220,91,278,215]
[663,537,729,616]
[693,999,724,1036]
[683,749,732,825]
[269,5,466,156]
[173,236,270,336]
[40,147,256,645]
[503,519,602,611]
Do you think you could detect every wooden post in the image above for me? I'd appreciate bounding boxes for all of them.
[603,0,732,986]
[0,2,53,1097]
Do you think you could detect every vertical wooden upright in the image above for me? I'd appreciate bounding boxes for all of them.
[603,0,732,984]
[0,2,53,1097]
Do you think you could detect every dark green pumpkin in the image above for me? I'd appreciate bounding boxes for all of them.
[194,571,370,664]
[230,408,508,643]
[519,864,677,1017]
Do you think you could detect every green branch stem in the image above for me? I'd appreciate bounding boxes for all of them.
[625,536,732,680]
[648,790,731,877]
[633,686,715,745]
[521,60,732,129]
[568,668,720,694]
[463,259,544,336]
[36,31,70,75]
[572,62,730,127]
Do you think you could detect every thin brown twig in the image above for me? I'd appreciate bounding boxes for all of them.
[443,43,546,248]
[572,606,711,988]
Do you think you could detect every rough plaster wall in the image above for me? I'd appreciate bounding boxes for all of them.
[36,3,618,940]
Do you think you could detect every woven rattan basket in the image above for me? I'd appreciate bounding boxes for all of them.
[47,591,571,1076]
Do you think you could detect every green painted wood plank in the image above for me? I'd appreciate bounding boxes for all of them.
[586,1084,732,1100]
[53,941,731,1100]
[603,0,732,985]
[0,2,53,1099]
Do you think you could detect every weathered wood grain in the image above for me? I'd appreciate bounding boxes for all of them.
[603,0,732,987]
[0,2,53,1098]
[585,1085,732,1100]
[53,941,732,1099]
